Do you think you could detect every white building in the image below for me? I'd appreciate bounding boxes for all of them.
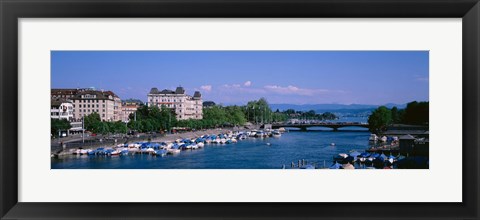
[50,99,74,120]
[147,86,203,120]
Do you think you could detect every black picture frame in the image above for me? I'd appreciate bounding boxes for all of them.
[1,0,479,219]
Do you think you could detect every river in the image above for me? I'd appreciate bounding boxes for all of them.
[51,117,376,169]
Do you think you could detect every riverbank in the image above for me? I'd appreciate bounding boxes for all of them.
[53,127,250,156]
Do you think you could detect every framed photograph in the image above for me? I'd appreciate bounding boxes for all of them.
[1,0,478,219]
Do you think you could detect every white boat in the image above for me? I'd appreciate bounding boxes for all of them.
[111,150,121,156]
[197,142,205,148]
[167,149,181,154]
[272,130,281,137]
[380,136,388,142]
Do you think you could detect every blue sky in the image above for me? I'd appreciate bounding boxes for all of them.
[51,51,429,105]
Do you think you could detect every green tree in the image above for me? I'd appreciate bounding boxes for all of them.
[51,119,72,137]
[403,101,429,125]
[391,107,401,123]
[368,106,392,133]
[83,112,101,131]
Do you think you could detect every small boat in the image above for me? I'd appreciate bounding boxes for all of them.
[272,130,281,137]
[380,136,388,142]
[110,150,121,156]
[167,148,181,154]
[120,149,129,156]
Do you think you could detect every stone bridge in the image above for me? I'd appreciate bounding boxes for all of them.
[270,122,369,131]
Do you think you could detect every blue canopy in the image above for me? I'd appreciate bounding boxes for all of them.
[360,152,370,157]
[171,144,180,149]
[379,154,388,160]
[329,162,342,169]
[349,151,361,157]
[370,153,380,158]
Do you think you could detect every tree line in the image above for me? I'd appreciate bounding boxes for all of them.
[368,101,429,134]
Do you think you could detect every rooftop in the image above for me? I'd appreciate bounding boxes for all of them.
[70,90,119,100]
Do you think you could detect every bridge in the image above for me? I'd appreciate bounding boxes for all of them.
[269,122,369,131]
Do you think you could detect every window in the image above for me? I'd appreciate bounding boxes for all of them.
[96,104,99,108]
[83,109,86,112]
[83,104,86,108]
[103,109,105,112]
[103,104,105,108]
[102,114,105,117]
[88,104,90,108]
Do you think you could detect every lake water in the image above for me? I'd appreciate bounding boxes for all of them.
[51,127,374,169]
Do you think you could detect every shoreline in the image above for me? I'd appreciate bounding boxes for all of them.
[53,127,250,156]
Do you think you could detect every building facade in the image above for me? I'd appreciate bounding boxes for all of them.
[121,104,138,122]
[50,99,74,120]
[70,90,122,121]
[147,86,203,120]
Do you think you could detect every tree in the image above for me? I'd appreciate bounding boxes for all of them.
[84,112,101,131]
[368,106,392,133]
[51,119,71,137]
[245,98,272,124]
[403,101,429,125]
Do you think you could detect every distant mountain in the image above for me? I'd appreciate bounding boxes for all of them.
[269,103,406,112]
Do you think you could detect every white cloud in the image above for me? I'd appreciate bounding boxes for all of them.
[264,85,329,96]
[244,81,252,87]
[200,85,212,92]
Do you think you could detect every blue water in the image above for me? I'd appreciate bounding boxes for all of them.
[51,130,373,169]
